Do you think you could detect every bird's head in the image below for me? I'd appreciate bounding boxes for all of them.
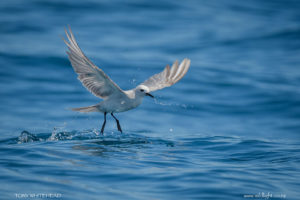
[135,85,154,98]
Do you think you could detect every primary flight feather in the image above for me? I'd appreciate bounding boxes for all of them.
[63,26,191,134]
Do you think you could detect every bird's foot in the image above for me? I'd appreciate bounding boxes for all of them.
[116,120,123,133]
[117,125,123,133]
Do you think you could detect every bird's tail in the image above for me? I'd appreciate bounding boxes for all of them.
[71,104,99,113]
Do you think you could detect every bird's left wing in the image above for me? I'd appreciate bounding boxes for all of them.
[140,58,191,92]
[63,26,125,99]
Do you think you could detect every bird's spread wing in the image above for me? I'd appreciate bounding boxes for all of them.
[140,58,191,92]
[63,26,125,99]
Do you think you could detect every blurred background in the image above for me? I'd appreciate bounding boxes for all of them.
[0,0,300,199]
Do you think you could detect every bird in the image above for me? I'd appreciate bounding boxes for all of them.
[63,26,191,134]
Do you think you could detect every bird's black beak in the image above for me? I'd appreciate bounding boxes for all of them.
[146,93,154,98]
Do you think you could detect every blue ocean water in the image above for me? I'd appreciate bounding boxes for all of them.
[1,0,300,199]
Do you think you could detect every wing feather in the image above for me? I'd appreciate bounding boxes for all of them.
[63,26,125,99]
[169,60,179,80]
[141,58,191,92]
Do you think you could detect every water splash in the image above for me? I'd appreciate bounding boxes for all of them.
[154,98,189,109]
[2,129,176,149]
[17,131,43,144]
[48,128,75,141]
[12,129,102,144]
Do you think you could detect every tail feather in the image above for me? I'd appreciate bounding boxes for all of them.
[71,105,99,113]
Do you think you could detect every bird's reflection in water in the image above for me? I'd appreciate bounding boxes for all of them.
[71,133,175,157]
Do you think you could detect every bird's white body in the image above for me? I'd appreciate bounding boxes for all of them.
[63,26,191,133]
[95,88,145,113]
[72,85,149,113]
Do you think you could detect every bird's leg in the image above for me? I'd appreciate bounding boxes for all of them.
[111,113,123,133]
[100,112,107,134]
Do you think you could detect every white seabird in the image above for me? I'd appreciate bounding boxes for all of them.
[63,26,191,134]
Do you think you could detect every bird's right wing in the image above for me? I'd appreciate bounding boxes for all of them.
[140,58,191,92]
[63,26,125,99]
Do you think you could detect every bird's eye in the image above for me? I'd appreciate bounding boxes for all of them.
[140,89,144,92]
